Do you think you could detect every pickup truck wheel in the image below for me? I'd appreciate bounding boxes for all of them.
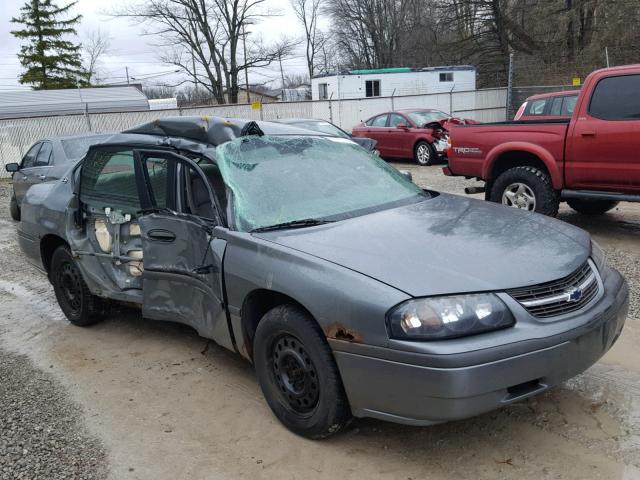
[414,141,436,166]
[253,305,352,439]
[9,195,20,221]
[567,199,619,215]
[491,166,559,216]
[51,246,108,326]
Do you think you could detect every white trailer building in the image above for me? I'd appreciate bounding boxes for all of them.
[311,66,476,101]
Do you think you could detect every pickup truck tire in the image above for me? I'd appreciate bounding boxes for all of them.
[491,166,560,216]
[414,141,436,166]
[9,194,20,221]
[253,305,352,439]
[567,199,619,215]
[51,246,108,327]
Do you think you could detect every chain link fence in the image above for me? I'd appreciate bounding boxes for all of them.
[0,87,507,178]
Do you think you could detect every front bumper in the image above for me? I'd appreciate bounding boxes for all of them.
[333,269,629,426]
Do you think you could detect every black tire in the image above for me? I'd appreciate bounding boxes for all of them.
[51,246,107,326]
[490,166,560,216]
[567,198,619,215]
[9,195,20,221]
[253,305,352,439]
[414,141,436,166]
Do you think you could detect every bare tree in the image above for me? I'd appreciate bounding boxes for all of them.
[83,28,111,85]
[143,85,177,99]
[291,0,324,78]
[112,0,297,104]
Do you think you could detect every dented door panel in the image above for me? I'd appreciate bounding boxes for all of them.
[139,213,232,350]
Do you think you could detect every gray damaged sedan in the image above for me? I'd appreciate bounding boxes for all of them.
[17,117,629,439]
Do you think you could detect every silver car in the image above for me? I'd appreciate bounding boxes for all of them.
[5,134,111,220]
[16,117,628,439]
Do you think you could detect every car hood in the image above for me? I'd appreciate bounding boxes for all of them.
[253,193,591,297]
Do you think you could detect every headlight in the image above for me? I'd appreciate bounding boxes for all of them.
[591,240,607,272]
[387,294,515,340]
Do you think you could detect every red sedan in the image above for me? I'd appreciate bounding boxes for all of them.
[351,109,475,165]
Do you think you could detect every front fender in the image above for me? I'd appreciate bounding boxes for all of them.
[222,232,410,359]
[483,142,562,189]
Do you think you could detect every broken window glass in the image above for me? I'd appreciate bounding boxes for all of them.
[215,136,428,232]
[80,149,141,214]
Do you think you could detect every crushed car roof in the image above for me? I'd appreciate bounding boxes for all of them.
[122,116,329,146]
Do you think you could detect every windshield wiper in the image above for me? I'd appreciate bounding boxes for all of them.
[251,218,334,233]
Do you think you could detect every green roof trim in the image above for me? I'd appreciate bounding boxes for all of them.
[349,68,412,75]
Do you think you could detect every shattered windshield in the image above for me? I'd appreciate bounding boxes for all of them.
[216,136,428,232]
[408,110,449,125]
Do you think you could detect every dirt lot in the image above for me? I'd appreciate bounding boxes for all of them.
[1,165,639,480]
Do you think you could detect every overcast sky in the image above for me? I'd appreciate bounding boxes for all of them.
[0,0,310,91]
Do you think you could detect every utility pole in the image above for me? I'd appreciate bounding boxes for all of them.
[506,51,514,120]
[242,23,251,104]
[278,52,285,93]
[125,66,130,85]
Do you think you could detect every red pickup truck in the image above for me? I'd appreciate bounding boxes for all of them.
[444,64,640,216]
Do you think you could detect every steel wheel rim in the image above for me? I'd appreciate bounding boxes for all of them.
[270,334,319,415]
[416,144,430,164]
[58,261,82,314]
[502,182,536,211]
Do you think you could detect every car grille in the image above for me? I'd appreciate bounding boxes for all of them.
[507,262,600,318]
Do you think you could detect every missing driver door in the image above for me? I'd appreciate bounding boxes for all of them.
[135,150,233,351]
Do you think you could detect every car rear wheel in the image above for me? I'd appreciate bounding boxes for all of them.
[9,195,20,221]
[253,305,352,439]
[414,141,436,166]
[490,166,560,216]
[567,199,619,215]
[51,246,108,326]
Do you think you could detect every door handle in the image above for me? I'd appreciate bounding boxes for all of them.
[38,174,46,180]
[581,131,596,137]
[146,229,176,242]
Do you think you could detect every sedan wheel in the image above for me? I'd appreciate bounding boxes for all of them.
[271,334,320,414]
[51,246,108,326]
[502,182,536,211]
[253,305,352,439]
[414,141,435,166]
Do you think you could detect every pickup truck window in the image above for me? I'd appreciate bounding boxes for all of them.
[589,74,640,120]
[526,99,547,116]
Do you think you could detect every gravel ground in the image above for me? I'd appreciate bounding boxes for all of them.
[0,180,107,480]
[0,347,107,480]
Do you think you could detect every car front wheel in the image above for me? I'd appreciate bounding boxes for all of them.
[9,195,20,221]
[414,141,435,166]
[51,246,108,326]
[490,166,560,216]
[567,198,619,215]
[253,305,352,439]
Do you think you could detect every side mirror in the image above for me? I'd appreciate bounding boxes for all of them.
[5,163,19,173]
[396,123,408,130]
[399,170,413,182]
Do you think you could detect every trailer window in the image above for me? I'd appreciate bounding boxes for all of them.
[365,80,380,97]
[589,74,640,120]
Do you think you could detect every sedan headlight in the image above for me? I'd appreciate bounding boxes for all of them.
[387,294,515,340]
[591,240,607,273]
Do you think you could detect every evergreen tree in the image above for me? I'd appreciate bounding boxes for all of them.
[11,0,87,90]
